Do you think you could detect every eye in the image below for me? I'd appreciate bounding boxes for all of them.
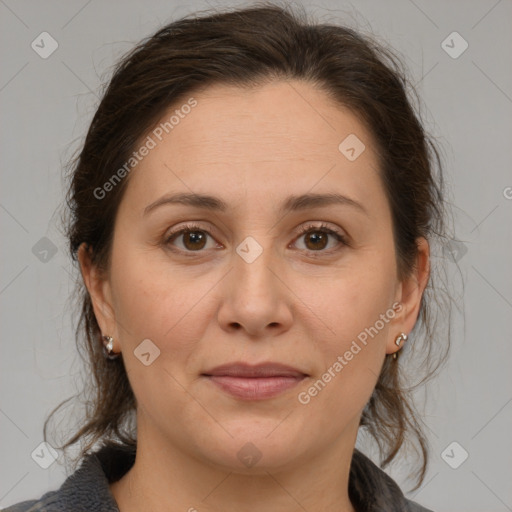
[164,223,219,252]
[292,223,348,253]
[163,222,348,255]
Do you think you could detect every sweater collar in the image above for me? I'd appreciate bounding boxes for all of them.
[58,442,413,512]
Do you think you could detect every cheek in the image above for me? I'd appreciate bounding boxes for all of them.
[109,241,207,356]
[313,248,397,345]
[318,281,392,387]
[107,248,211,427]
[297,298,391,439]
[297,251,396,418]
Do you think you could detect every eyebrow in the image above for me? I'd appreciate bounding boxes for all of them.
[143,192,368,217]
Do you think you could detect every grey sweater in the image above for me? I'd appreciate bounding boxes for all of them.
[2,442,433,512]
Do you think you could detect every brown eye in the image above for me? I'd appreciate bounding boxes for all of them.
[293,224,347,253]
[303,231,329,250]
[180,230,208,251]
[165,224,217,253]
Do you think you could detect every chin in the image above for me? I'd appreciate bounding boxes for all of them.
[195,421,307,472]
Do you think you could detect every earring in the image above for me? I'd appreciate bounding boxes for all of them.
[392,332,408,360]
[102,335,120,360]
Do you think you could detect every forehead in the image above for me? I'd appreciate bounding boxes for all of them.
[120,80,383,213]
[155,81,373,159]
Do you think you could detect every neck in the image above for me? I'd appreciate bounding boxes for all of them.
[110,416,359,512]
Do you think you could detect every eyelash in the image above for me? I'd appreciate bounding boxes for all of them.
[163,222,348,256]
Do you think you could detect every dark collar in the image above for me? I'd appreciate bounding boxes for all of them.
[21,442,430,512]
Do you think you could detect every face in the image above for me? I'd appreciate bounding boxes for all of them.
[81,80,427,472]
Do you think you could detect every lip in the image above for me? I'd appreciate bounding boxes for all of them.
[203,362,307,378]
[202,362,308,400]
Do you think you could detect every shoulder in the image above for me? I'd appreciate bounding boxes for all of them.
[2,442,135,512]
[1,485,72,512]
[2,493,59,512]
[349,449,436,512]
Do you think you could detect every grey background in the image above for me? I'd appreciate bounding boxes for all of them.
[1,1,511,511]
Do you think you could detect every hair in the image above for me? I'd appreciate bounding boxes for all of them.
[46,1,452,491]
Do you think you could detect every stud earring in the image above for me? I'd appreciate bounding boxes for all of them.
[392,332,408,360]
[102,335,120,360]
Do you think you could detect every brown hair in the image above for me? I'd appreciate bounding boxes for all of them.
[47,1,451,490]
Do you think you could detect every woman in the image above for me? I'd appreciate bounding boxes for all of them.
[5,3,449,511]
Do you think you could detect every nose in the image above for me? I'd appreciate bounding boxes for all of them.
[216,242,293,338]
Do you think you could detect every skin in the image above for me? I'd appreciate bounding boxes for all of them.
[79,80,429,512]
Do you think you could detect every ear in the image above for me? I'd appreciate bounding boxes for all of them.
[386,237,430,356]
[77,242,119,350]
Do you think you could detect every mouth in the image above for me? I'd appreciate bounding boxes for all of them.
[201,362,308,401]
